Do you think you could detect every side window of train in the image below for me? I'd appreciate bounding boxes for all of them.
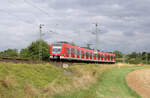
[77,49,80,55]
[69,48,71,54]
[74,49,77,55]
[81,51,84,56]
[104,55,106,59]
[98,54,100,58]
[90,53,92,58]
[86,52,88,57]
[112,56,114,60]
[84,51,86,57]
[101,55,104,59]
[66,47,69,54]
[71,48,74,54]
[100,54,102,58]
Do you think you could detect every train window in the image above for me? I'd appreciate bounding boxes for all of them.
[106,55,108,59]
[95,54,97,59]
[69,48,71,54]
[101,55,104,58]
[111,56,113,59]
[71,48,75,54]
[105,55,106,59]
[84,51,86,57]
[98,54,100,58]
[90,53,92,58]
[52,47,62,53]
[74,49,77,55]
[66,47,70,54]
[112,56,114,59]
[94,54,96,58]
[81,51,84,56]
[86,52,89,57]
[77,50,80,55]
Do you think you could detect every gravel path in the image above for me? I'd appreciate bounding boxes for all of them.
[126,69,150,98]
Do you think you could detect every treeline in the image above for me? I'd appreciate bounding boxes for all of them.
[0,40,49,60]
[113,50,150,64]
[0,40,149,64]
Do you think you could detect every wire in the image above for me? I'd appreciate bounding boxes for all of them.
[23,0,52,18]
[0,9,34,25]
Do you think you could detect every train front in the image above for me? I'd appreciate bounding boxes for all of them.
[49,43,63,60]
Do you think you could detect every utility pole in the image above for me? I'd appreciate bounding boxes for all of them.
[146,52,148,64]
[87,43,92,49]
[122,53,125,63]
[39,24,44,61]
[93,23,99,54]
[146,48,148,64]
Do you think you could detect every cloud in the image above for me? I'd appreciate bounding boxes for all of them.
[0,0,150,53]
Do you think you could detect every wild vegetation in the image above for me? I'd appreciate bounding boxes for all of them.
[113,51,150,64]
[0,62,149,98]
[0,40,49,60]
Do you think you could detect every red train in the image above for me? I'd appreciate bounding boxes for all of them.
[49,42,116,64]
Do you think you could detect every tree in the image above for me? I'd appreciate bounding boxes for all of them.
[113,50,123,58]
[20,40,49,60]
[20,48,29,58]
[0,51,3,58]
[128,52,137,58]
[70,42,76,46]
[1,49,18,58]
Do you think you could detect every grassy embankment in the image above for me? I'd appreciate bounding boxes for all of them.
[54,64,150,98]
[0,62,149,98]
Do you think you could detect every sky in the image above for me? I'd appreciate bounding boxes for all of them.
[0,0,150,53]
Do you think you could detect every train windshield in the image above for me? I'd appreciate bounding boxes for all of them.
[52,44,62,54]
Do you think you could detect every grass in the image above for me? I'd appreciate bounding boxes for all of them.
[0,62,149,98]
[53,65,150,98]
[0,62,70,98]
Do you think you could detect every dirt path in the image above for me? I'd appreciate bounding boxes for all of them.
[126,69,150,98]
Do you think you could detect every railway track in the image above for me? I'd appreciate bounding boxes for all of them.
[0,57,40,64]
[0,57,114,68]
[0,57,73,67]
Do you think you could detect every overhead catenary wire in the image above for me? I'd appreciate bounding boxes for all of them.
[23,0,52,18]
[0,9,34,25]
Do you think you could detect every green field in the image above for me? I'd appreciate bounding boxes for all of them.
[0,62,149,98]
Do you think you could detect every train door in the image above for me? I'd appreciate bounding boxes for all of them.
[84,51,86,59]
[81,51,84,59]
[65,47,69,57]
[108,55,110,61]
[86,52,89,59]
[90,52,92,60]
[71,48,75,58]
[69,48,71,58]
[74,48,77,59]
[111,56,113,61]
[97,54,100,61]
[101,54,103,61]
[94,54,96,60]
[77,49,80,59]
[104,55,107,61]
